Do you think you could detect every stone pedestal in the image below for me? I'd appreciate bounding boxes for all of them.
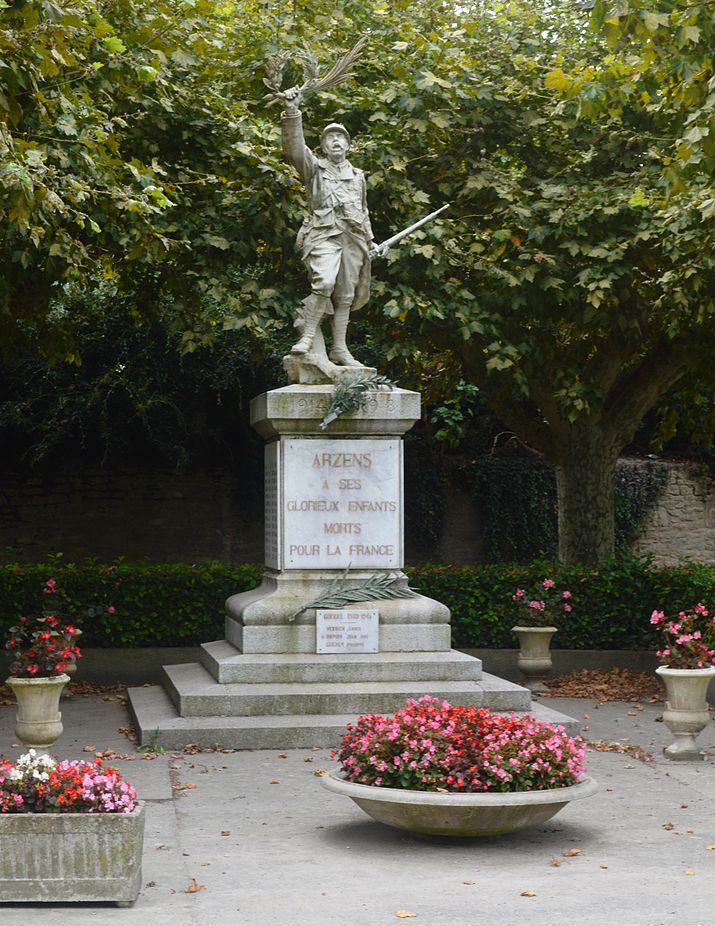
[128,384,577,749]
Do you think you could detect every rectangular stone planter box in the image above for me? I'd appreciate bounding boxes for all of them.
[0,802,145,906]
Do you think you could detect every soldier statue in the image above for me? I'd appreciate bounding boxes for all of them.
[280,85,379,369]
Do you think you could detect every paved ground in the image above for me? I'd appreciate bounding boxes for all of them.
[0,686,714,926]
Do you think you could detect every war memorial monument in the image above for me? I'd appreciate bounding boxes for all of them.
[128,45,576,747]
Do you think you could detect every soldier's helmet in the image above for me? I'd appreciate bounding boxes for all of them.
[320,123,351,146]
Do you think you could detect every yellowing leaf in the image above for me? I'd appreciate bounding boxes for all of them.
[520,890,537,897]
[184,880,206,893]
[395,911,417,918]
[544,68,570,92]
[562,848,581,858]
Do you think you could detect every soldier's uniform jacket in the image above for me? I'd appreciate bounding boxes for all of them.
[282,111,372,312]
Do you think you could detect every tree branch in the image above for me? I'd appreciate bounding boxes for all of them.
[456,345,557,458]
[604,338,687,450]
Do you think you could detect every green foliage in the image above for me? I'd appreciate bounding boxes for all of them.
[0,285,285,471]
[408,557,715,650]
[0,562,263,646]
[0,0,294,360]
[2,557,713,652]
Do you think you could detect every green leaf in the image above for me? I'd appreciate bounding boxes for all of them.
[102,37,127,54]
[206,235,230,250]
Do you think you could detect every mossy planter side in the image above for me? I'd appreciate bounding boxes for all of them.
[0,802,145,906]
[321,771,597,836]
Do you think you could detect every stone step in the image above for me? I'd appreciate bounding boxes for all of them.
[199,640,483,685]
[127,685,581,751]
[161,662,530,718]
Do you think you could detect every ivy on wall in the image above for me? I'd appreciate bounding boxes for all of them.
[455,452,670,563]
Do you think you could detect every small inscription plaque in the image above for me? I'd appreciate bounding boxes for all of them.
[316,609,379,654]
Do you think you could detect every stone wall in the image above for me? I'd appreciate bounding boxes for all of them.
[629,460,715,565]
[0,469,264,565]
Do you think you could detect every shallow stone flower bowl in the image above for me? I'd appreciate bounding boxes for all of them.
[321,770,598,837]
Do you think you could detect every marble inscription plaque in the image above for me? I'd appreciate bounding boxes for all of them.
[316,609,379,654]
[282,438,402,569]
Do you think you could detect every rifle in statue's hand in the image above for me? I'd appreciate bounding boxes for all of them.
[371,204,450,259]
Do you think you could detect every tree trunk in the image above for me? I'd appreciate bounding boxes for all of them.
[555,435,618,565]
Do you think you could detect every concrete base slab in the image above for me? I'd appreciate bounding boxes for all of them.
[160,661,531,718]
[127,672,579,749]
[199,640,483,684]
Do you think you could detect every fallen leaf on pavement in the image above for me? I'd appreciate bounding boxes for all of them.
[562,848,581,858]
[269,779,280,784]
[520,890,537,897]
[220,831,230,837]
[706,845,715,851]
[662,823,675,831]
[684,870,695,876]
[395,911,417,918]
[304,757,314,763]
[588,741,654,763]
[463,880,475,885]
[277,753,288,759]
[184,880,206,893]
[600,865,608,870]
[548,858,561,867]
[314,769,328,777]
[542,668,662,702]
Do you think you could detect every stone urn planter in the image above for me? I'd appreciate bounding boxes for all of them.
[0,803,145,906]
[321,770,598,836]
[512,625,557,692]
[5,673,70,748]
[656,666,715,761]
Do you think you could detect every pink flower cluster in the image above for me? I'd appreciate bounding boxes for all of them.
[651,603,715,669]
[335,696,587,793]
[0,752,137,814]
[512,578,573,627]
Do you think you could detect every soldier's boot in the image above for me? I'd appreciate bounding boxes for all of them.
[329,302,362,367]
[290,294,329,355]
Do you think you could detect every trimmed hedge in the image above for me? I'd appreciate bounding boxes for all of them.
[0,562,262,647]
[1,558,714,650]
[409,558,715,649]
